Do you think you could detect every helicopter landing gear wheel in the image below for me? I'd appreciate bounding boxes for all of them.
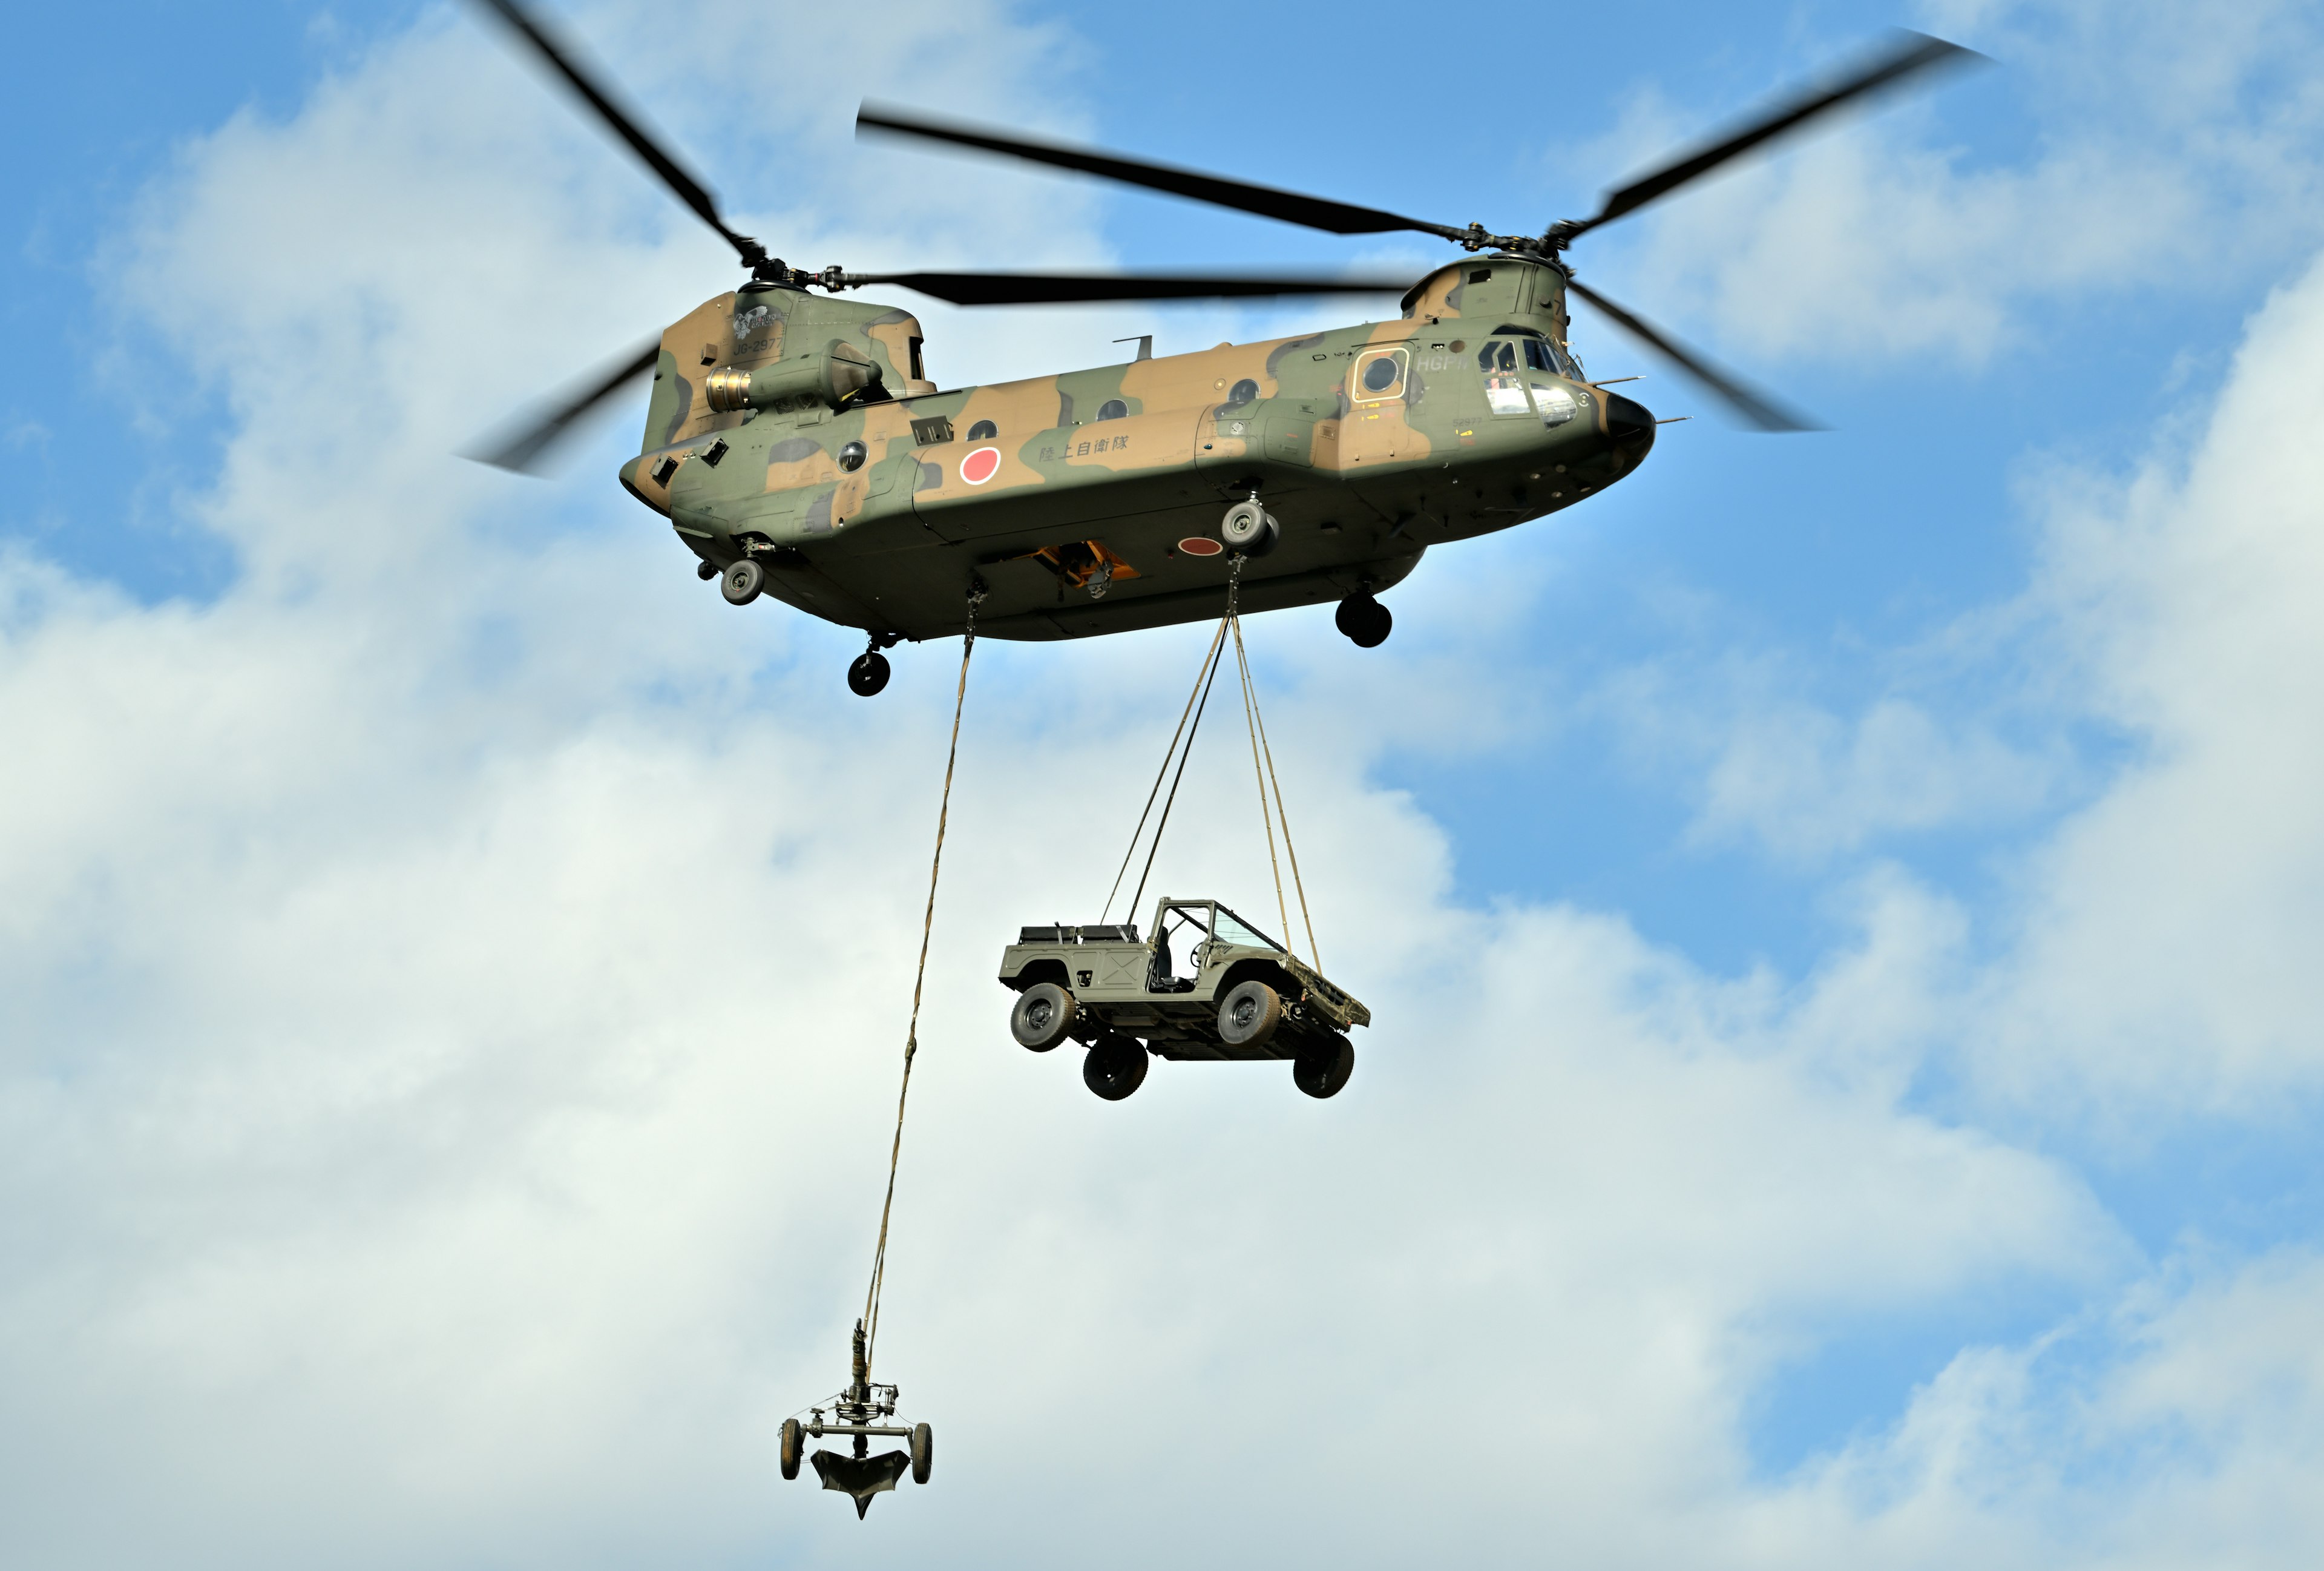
[696,560,718,581]
[1221,498,1279,556]
[780,1417,803,1480]
[721,558,766,605]
[848,651,891,697]
[911,1422,933,1484]
[1010,982,1077,1051]
[1083,1033,1149,1100]
[1335,593,1391,648]
[1293,1035,1356,1099]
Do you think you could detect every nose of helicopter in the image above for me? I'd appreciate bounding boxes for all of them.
[1605,391,1656,463]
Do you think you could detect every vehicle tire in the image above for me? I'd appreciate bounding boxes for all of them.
[1220,500,1279,556]
[1217,980,1284,1049]
[847,651,891,697]
[1083,1033,1149,1100]
[696,560,719,581]
[1010,982,1076,1052]
[1293,1035,1356,1099]
[911,1422,933,1485]
[1336,593,1391,648]
[721,558,766,605]
[780,1417,803,1481]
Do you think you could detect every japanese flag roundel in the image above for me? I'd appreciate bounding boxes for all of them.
[960,447,1002,486]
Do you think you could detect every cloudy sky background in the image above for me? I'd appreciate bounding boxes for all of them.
[7,1,2324,1565]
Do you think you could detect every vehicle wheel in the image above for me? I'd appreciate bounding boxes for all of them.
[911,1422,933,1485]
[1217,980,1284,1049]
[1335,593,1391,648]
[1083,1033,1149,1100]
[1293,1035,1356,1099]
[780,1417,803,1480]
[721,558,766,605]
[1010,982,1077,1051]
[696,560,719,581]
[848,651,891,697]
[1221,499,1279,557]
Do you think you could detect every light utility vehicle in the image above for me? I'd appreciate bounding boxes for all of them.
[999,897,1370,1101]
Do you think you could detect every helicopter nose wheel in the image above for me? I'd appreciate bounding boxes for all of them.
[722,559,766,605]
[848,650,891,697]
[1221,498,1279,556]
[1336,593,1391,648]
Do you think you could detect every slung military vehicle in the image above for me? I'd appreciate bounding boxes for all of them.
[999,897,1371,1102]
[468,2,1980,693]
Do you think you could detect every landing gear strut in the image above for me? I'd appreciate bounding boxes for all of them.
[1336,592,1391,648]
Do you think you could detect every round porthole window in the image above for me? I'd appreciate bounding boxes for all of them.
[1097,399,1128,421]
[1361,355,1400,393]
[1227,378,1259,406]
[838,440,867,472]
[967,419,997,440]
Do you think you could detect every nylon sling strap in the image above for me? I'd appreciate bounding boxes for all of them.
[861,598,977,1372]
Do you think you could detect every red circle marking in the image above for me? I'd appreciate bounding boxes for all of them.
[1177,536,1224,557]
[960,447,1002,486]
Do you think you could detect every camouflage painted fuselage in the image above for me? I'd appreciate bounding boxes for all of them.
[617,255,1654,641]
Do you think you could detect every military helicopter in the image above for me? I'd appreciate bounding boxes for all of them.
[470,2,1979,695]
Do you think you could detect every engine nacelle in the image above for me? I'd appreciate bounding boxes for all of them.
[704,339,882,413]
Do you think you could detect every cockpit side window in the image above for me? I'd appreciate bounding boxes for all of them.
[1524,339,1557,374]
[1475,340,1518,373]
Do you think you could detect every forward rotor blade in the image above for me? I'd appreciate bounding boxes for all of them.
[469,0,766,266]
[1565,278,1819,432]
[836,271,1413,306]
[858,105,1469,243]
[464,337,661,475]
[1574,31,1985,236]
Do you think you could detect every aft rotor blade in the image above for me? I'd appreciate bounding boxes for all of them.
[464,337,661,475]
[469,0,766,267]
[1565,278,1819,432]
[858,105,1471,243]
[837,271,1414,306]
[1572,31,1985,237]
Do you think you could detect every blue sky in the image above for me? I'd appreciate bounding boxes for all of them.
[8,2,2324,1567]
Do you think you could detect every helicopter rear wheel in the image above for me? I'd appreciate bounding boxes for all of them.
[848,651,891,697]
[911,1422,933,1484]
[1336,593,1391,648]
[780,1418,803,1480]
[1221,499,1279,556]
[722,559,766,605]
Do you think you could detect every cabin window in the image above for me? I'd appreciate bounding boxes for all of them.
[967,419,997,440]
[1477,340,1518,373]
[1353,347,1408,401]
[838,440,867,472]
[1226,378,1259,406]
[1096,399,1128,421]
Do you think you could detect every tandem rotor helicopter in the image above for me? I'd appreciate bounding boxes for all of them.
[469,1,1981,696]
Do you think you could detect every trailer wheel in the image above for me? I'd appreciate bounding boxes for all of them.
[911,1422,934,1484]
[1010,983,1077,1051]
[780,1418,803,1480]
[1217,980,1284,1048]
[1293,1035,1356,1099]
[1083,1033,1149,1100]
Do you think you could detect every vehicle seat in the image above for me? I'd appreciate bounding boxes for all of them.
[1147,932,1196,993]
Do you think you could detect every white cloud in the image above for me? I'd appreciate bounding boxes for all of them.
[1581,0,2324,368]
